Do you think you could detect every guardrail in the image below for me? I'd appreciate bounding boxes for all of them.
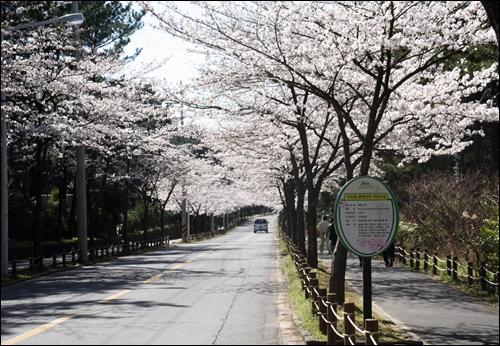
[395,246,499,295]
[282,233,382,345]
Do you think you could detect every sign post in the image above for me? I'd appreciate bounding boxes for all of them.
[334,176,399,320]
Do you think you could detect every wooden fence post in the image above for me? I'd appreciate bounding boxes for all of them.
[310,276,319,314]
[452,256,458,280]
[365,319,379,345]
[305,270,315,299]
[480,262,487,291]
[433,253,438,275]
[410,249,414,268]
[467,262,473,285]
[343,302,356,344]
[497,267,499,296]
[318,288,327,335]
[415,248,420,270]
[446,255,451,276]
[327,293,338,346]
[12,256,17,277]
[299,262,311,290]
[402,246,406,265]
[29,255,34,273]
[52,251,57,268]
[424,250,428,271]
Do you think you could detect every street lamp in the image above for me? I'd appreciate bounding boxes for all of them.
[1,11,84,276]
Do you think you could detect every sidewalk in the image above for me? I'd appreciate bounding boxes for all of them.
[319,251,499,345]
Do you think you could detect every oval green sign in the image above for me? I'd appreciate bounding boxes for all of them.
[334,176,399,257]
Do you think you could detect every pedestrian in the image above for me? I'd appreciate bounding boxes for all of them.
[383,241,396,267]
[325,215,337,254]
[318,215,329,254]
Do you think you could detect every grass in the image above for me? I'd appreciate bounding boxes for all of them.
[1,271,34,285]
[280,237,414,343]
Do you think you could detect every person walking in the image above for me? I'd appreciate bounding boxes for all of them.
[383,241,396,267]
[325,215,337,254]
[318,215,330,254]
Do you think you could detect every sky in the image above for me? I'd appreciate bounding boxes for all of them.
[123,3,204,84]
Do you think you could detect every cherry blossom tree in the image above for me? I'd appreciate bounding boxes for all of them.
[2,1,168,261]
[140,1,498,303]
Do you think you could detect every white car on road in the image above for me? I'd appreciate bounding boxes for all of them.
[253,219,268,233]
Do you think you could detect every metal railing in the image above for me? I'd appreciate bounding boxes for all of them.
[5,236,170,278]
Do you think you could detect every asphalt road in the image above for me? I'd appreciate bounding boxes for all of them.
[1,216,303,345]
[319,251,499,345]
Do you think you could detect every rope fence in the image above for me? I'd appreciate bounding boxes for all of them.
[283,233,381,345]
[395,246,499,296]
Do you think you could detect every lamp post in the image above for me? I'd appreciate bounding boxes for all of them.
[72,0,87,264]
[1,12,84,276]
[178,82,188,243]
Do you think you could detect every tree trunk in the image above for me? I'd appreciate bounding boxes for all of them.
[143,193,149,240]
[330,116,355,304]
[295,180,306,259]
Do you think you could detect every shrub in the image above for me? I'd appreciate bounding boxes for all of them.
[396,170,499,267]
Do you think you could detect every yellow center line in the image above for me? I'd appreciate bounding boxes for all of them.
[1,314,75,345]
[171,264,183,270]
[198,253,206,257]
[186,258,196,263]
[144,274,163,283]
[99,290,131,303]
